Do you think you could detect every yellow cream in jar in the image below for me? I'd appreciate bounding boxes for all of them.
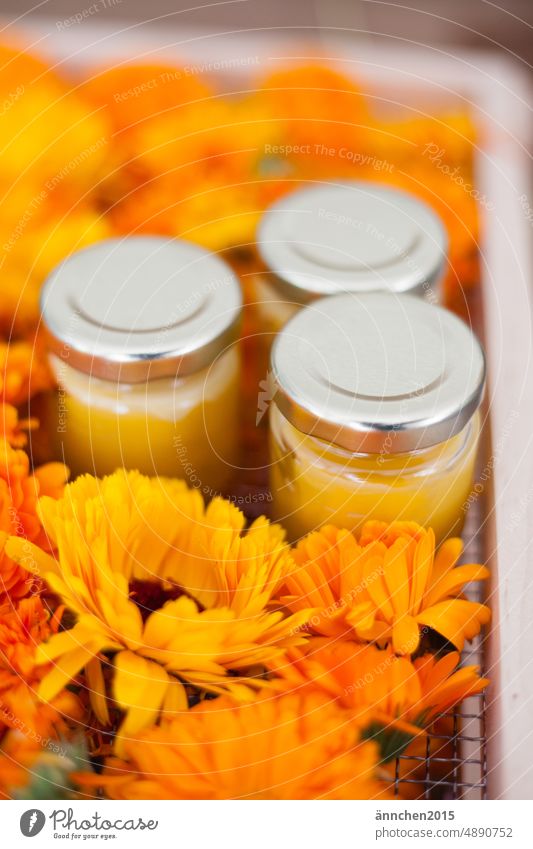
[47,348,240,492]
[41,237,242,494]
[269,292,485,543]
[270,405,480,543]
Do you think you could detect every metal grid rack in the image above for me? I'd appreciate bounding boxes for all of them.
[393,480,489,800]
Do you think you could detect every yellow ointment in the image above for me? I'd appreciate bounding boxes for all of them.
[48,347,240,493]
[41,236,242,493]
[270,404,480,544]
[268,292,485,543]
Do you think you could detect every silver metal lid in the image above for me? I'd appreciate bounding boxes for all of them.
[257,182,447,301]
[270,292,485,453]
[40,237,242,382]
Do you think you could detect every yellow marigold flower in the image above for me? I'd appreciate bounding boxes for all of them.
[75,692,389,800]
[0,207,114,335]
[0,596,81,737]
[281,522,490,654]
[6,471,310,747]
[0,439,68,601]
[271,640,488,731]
[0,56,110,193]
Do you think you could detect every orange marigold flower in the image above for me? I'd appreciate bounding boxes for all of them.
[0,596,80,737]
[0,341,52,406]
[256,64,369,153]
[358,112,477,172]
[6,471,311,750]
[271,640,488,731]
[0,439,68,601]
[75,692,389,800]
[0,404,34,448]
[281,522,490,654]
[130,99,272,180]
[364,168,480,302]
[79,63,213,134]
[0,43,51,91]
[109,178,271,253]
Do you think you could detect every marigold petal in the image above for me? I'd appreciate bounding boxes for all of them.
[382,541,410,617]
[424,564,489,607]
[392,615,420,655]
[113,651,170,752]
[38,645,97,703]
[410,530,435,613]
[432,537,464,580]
[416,600,491,651]
[85,656,111,726]
[161,679,189,719]
[4,536,58,576]
[363,549,395,620]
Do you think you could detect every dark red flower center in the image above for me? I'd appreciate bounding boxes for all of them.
[129,580,203,622]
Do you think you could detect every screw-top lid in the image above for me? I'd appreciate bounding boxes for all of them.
[270,292,485,453]
[257,181,447,301]
[40,237,242,382]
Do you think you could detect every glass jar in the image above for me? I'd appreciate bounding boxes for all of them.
[248,181,448,388]
[269,292,485,543]
[41,236,242,495]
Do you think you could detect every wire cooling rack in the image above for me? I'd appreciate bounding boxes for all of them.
[392,453,489,800]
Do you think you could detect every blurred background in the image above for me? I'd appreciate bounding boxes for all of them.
[0,0,531,72]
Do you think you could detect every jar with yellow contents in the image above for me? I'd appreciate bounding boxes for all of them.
[269,292,485,543]
[41,236,242,494]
